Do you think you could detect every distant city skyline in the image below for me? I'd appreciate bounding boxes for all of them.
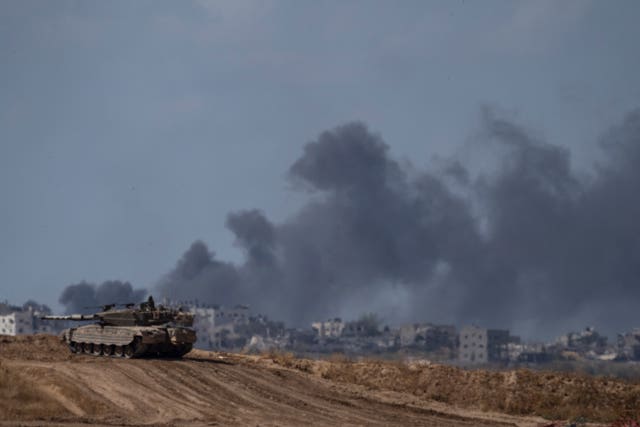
[1,1,640,340]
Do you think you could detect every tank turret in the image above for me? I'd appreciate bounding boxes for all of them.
[42,296,196,358]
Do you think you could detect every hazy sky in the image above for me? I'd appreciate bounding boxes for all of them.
[1,0,640,321]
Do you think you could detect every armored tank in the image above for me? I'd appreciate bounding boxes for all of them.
[42,296,196,358]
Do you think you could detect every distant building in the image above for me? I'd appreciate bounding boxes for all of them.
[311,318,345,339]
[0,311,34,335]
[189,306,217,348]
[459,325,488,364]
[0,304,57,336]
[507,341,548,363]
[458,325,513,364]
[487,329,513,362]
[161,300,253,349]
[617,328,640,360]
[552,327,609,357]
[213,305,250,327]
[211,305,250,348]
[399,323,457,350]
[400,323,429,347]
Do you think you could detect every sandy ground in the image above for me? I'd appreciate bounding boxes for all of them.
[0,335,635,426]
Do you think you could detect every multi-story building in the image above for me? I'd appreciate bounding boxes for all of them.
[213,305,250,327]
[187,304,250,349]
[551,326,609,358]
[459,325,488,364]
[487,329,513,362]
[399,323,429,347]
[189,305,217,348]
[0,304,57,336]
[459,325,512,365]
[311,318,345,339]
[399,323,457,350]
[0,311,34,335]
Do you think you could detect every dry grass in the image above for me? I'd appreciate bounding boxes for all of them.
[265,350,314,372]
[270,355,640,423]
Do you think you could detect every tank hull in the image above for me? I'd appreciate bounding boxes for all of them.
[61,324,196,358]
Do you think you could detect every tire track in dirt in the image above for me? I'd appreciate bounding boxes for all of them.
[39,385,86,417]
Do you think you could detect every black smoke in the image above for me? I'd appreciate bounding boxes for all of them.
[158,110,640,338]
[59,280,146,314]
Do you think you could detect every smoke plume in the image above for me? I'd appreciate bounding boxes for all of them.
[59,280,146,314]
[22,300,52,314]
[158,110,640,338]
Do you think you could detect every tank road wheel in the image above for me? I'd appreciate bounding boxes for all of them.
[80,342,90,354]
[123,337,147,359]
[68,341,78,353]
[91,344,103,356]
[124,344,135,359]
[114,345,124,357]
[103,345,115,357]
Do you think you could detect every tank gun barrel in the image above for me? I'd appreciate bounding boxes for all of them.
[41,314,98,321]
[38,294,196,358]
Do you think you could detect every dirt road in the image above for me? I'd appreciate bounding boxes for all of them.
[0,335,632,426]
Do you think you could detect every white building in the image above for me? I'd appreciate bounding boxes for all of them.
[0,307,59,336]
[0,302,58,336]
[0,311,34,335]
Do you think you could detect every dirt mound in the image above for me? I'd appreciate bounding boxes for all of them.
[1,335,637,426]
[0,334,69,361]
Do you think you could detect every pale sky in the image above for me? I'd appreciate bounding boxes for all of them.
[1,0,640,314]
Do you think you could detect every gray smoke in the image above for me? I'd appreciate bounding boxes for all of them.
[158,111,640,338]
[461,108,640,337]
[59,280,147,314]
[22,300,52,314]
[157,241,243,306]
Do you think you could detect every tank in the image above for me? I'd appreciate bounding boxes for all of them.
[42,296,196,358]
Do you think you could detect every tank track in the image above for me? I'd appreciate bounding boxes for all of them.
[67,338,192,359]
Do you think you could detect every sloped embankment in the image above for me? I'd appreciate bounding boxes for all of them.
[1,335,638,426]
